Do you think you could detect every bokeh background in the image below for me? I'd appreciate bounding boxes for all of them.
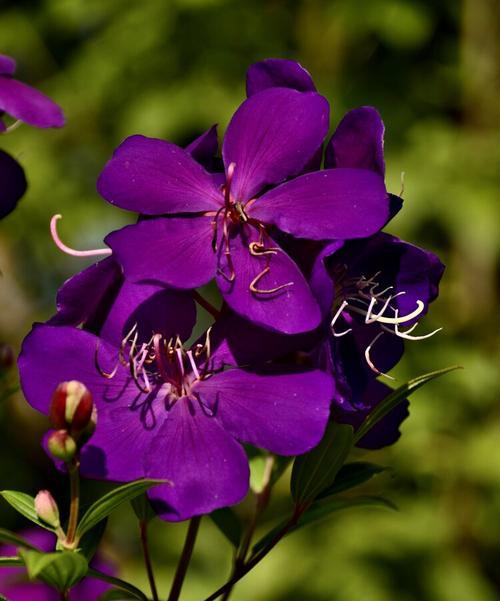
[1,1,500,600]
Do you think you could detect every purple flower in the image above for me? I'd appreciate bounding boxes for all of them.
[0,528,115,600]
[0,148,26,219]
[19,293,334,521]
[0,54,64,129]
[98,86,390,334]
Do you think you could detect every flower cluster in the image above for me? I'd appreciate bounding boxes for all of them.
[0,53,64,219]
[18,58,444,522]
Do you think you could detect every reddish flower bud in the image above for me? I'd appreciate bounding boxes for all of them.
[49,380,94,433]
[47,429,77,462]
[0,343,14,369]
[34,490,60,528]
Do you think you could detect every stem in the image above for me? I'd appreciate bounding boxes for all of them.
[167,516,202,601]
[221,456,275,601]
[140,520,159,601]
[204,506,305,601]
[65,460,80,546]
[192,291,220,319]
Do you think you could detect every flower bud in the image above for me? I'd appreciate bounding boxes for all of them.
[0,343,14,370]
[49,380,94,434]
[47,429,77,462]
[34,490,60,528]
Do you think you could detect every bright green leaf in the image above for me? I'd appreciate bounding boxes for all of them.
[20,549,88,591]
[0,556,23,567]
[0,528,39,550]
[291,422,354,505]
[354,365,461,443]
[88,568,149,601]
[0,491,55,531]
[76,479,165,538]
[317,462,387,499]
[210,507,242,547]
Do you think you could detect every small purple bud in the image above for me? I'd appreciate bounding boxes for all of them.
[34,490,60,528]
[47,429,77,462]
[49,380,94,434]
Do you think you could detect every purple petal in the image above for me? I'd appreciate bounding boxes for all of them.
[216,226,321,334]
[18,324,165,481]
[97,135,222,215]
[185,124,219,169]
[146,398,249,521]
[309,240,345,314]
[106,216,217,289]
[196,368,332,455]
[0,149,27,219]
[246,58,316,96]
[223,88,329,201]
[0,54,16,76]
[0,77,64,128]
[249,168,389,240]
[325,106,385,176]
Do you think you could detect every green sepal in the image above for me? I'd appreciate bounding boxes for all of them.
[20,549,88,592]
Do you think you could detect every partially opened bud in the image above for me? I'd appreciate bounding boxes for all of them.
[35,490,60,528]
[50,380,94,434]
[47,429,77,462]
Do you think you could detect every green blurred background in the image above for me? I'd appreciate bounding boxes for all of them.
[1,0,499,599]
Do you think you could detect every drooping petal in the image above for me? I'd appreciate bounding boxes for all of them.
[0,55,16,76]
[185,124,219,170]
[249,168,389,240]
[246,58,316,96]
[0,77,64,128]
[106,216,217,289]
[18,325,162,481]
[145,398,249,521]
[0,149,27,219]
[309,240,345,314]
[196,368,332,455]
[216,225,321,334]
[325,106,385,176]
[97,135,222,215]
[222,87,329,201]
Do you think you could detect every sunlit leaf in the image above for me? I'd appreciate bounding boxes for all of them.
[0,491,55,531]
[20,549,88,591]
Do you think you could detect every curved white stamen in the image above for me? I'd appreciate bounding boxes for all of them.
[392,310,442,340]
[364,332,395,381]
[187,350,200,380]
[176,348,185,379]
[4,120,22,134]
[350,298,425,325]
[331,301,352,337]
[50,214,112,258]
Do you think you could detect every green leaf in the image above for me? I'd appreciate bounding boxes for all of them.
[20,549,88,591]
[253,495,396,554]
[78,519,107,561]
[98,589,143,600]
[249,454,268,494]
[0,556,23,567]
[291,422,354,504]
[0,491,55,531]
[317,462,387,499]
[76,479,165,538]
[0,528,39,550]
[131,493,156,524]
[210,507,242,547]
[88,568,149,601]
[354,365,461,443]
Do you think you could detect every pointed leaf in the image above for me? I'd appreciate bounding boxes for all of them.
[0,491,55,531]
[291,422,354,504]
[0,528,39,550]
[354,365,461,443]
[210,507,242,548]
[78,519,107,561]
[0,556,23,567]
[20,549,88,591]
[76,479,165,538]
[88,568,149,600]
[98,589,143,600]
[317,462,386,499]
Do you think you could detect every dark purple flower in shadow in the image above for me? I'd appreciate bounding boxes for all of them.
[0,148,26,219]
[0,528,115,600]
[19,298,333,520]
[99,86,389,334]
[0,54,64,129]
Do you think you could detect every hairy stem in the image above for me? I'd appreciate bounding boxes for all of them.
[65,460,80,546]
[192,291,221,319]
[140,520,159,601]
[167,516,202,601]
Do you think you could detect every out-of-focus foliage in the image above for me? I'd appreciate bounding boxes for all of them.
[1,1,499,600]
